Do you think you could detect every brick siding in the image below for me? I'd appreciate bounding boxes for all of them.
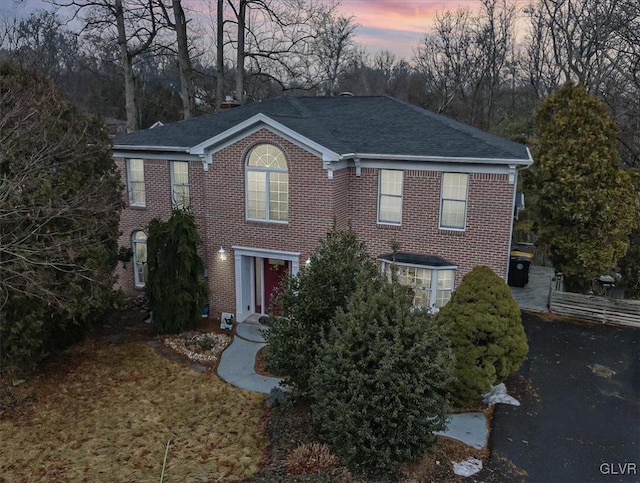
[115,128,515,317]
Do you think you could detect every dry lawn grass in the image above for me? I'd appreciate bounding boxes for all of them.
[0,338,265,482]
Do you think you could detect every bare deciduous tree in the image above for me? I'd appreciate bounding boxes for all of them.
[157,0,196,118]
[216,0,225,108]
[311,10,359,95]
[524,0,640,165]
[414,0,517,130]
[49,0,163,131]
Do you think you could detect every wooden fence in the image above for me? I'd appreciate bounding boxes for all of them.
[550,291,640,328]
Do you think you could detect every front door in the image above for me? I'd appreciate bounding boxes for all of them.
[263,258,289,314]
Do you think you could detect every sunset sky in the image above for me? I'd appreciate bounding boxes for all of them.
[9,0,526,59]
[336,0,484,58]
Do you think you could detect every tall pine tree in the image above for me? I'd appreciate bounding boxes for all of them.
[0,62,122,374]
[533,83,637,292]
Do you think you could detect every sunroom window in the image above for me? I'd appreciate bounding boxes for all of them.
[379,253,457,310]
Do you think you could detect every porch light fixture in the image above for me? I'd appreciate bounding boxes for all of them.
[218,247,227,261]
[305,257,311,268]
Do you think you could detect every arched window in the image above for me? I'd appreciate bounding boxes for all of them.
[132,231,147,287]
[246,144,288,222]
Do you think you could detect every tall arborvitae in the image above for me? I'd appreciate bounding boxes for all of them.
[145,209,208,333]
[533,83,637,292]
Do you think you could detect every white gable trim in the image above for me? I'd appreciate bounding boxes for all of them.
[188,113,340,167]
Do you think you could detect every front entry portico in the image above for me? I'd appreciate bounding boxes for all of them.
[232,246,301,323]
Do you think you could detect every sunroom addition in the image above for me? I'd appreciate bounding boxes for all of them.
[378,253,457,311]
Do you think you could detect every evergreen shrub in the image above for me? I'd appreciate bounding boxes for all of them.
[145,209,208,333]
[310,273,453,474]
[265,226,378,394]
[436,266,528,407]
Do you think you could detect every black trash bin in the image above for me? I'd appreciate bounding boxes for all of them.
[508,251,533,287]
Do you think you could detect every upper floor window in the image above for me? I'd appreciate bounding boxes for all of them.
[378,169,403,224]
[171,161,190,209]
[132,231,147,288]
[440,173,469,230]
[127,158,145,207]
[246,144,288,222]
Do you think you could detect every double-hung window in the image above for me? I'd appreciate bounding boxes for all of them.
[378,169,403,224]
[246,144,288,222]
[171,161,190,209]
[440,173,469,229]
[132,231,147,287]
[127,159,145,207]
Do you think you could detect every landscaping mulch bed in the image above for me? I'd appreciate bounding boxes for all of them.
[248,398,357,482]
[248,397,489,482]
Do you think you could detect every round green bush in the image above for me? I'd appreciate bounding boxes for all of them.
[436,266,528,407]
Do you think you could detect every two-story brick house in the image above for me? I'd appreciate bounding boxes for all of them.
[113,95,533,322]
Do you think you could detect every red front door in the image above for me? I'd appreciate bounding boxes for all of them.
[263,258,288,314]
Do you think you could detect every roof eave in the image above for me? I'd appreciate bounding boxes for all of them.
[113,144,191,152]
[339,152,533,166]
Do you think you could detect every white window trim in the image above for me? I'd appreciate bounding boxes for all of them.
[245,146,289,224]
[132,231,147,288]
[170,161,190,209]
[126,158,146,207]
[439,172,469,231]
[380,260,457,309]
[377,169,403,225]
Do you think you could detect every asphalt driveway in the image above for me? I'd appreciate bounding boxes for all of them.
[483,312,639,482]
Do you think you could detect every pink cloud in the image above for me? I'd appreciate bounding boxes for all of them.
[337,0,532,57]
[338,1,479,32]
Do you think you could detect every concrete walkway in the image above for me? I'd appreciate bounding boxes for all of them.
[437,412,488,449]
[217,320,489,449]
[510,265,555,312]
[216,320,284,394]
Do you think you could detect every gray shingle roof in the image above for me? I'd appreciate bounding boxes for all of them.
[114,95,530,161]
